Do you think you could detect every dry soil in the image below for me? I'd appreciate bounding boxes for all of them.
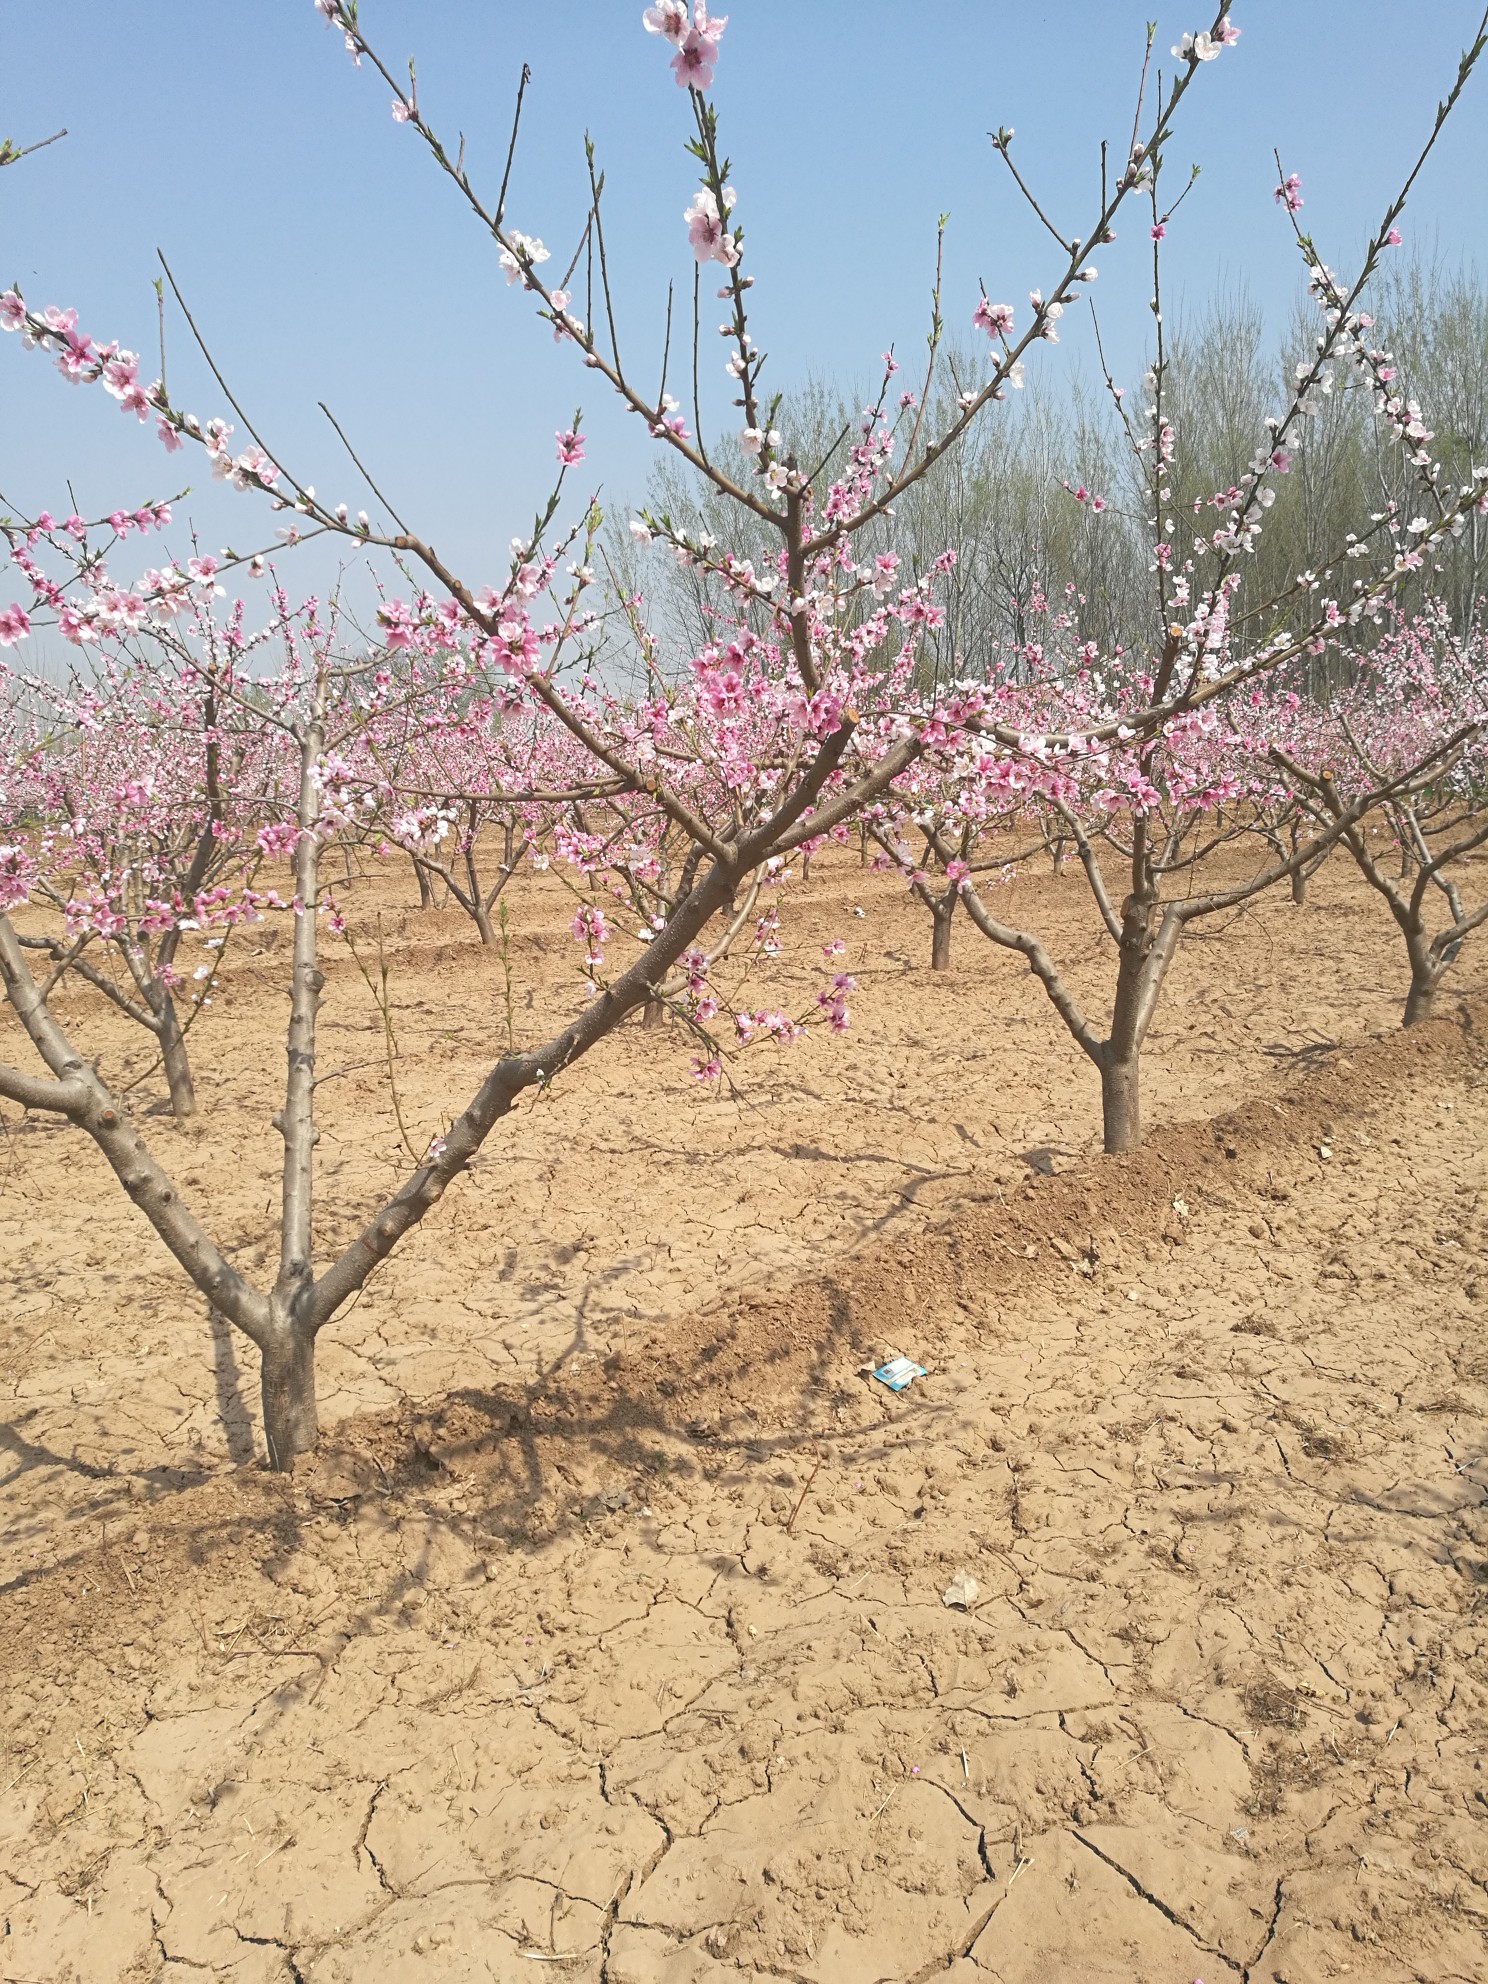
[2,849,1486,1982]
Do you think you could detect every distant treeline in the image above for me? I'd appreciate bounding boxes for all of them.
[615,256,1488,686]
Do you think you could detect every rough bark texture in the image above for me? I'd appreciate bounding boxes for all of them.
[1100,1053,1141,1154]
[930,903,954,972]
[1403,969,1439,1027]
[259,1327,318,1471]
[158,998,197,1120]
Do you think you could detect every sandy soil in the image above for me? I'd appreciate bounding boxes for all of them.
[2,849,1486,1981]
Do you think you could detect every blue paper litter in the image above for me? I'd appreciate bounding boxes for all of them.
[872,1356,927,1392]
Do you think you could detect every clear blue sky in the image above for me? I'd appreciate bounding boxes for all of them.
[3,2,1485,605]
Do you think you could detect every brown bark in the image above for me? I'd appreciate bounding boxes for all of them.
[158,995,197,1120]
[1403,966,1439,1027]
[1099,1053,1141,1154]
[930,901,955,971]
[260,1326,318,1471]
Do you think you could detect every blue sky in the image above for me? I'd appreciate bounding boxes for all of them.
[3,2,1485,606]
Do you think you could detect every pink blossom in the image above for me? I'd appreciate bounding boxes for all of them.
[0,604,31,647]
[377,599,417,651]
[493,614,540,677]
[671,24,721,90]
[55,336,94,383]
[1274,173,1303,213]
[571,903,611,966]
[555,428,586,466]
[1386,227,1403,246]
[972,297,1014,340]
[256,822,300,858]
[871,553,900,597]
[391,99,412,122]
[0,290,24,333]
[0,845,34,912]
[100,351,139,399]
[1151,222,1167,241]
[684,187,738,266]
[642,0,689,39]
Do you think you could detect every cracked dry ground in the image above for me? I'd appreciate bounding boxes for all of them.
[4,885,1488,1981]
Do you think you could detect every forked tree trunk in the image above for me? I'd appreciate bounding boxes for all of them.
[471,897,495,945]
[930,899,955,970]
[1099,1052,1141,1153]
[260,1326,318,1471]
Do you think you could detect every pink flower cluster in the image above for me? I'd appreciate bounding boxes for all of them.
[973,297,1014,341]
[685,186,739,267]
[643,3,727,91]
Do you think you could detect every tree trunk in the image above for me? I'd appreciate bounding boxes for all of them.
[260,1326,318,1471]
[641,990,666,1029]
[1100,1053,1141,1154]
[158,995,197,1121]
[1290,867,1307,906]
[931,902,954,971]
[464,826,496,943]
[412,857,435,910]
[1403,968,1439,1028]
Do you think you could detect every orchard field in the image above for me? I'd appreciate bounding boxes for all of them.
[6,2,1488,1980]
[4,848,1488,1982]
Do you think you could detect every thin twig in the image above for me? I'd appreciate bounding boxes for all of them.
[318,403,411,534]
[495,63,532,225]
[784,1454,823,1534]
[0,127,67,167]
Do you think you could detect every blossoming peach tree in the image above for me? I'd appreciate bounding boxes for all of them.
[1272,601,1488,1024]
[1,5,1482,1464]
[857,36,1488,1151]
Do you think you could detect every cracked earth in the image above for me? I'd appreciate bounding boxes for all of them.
[3,854,1487,1980]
